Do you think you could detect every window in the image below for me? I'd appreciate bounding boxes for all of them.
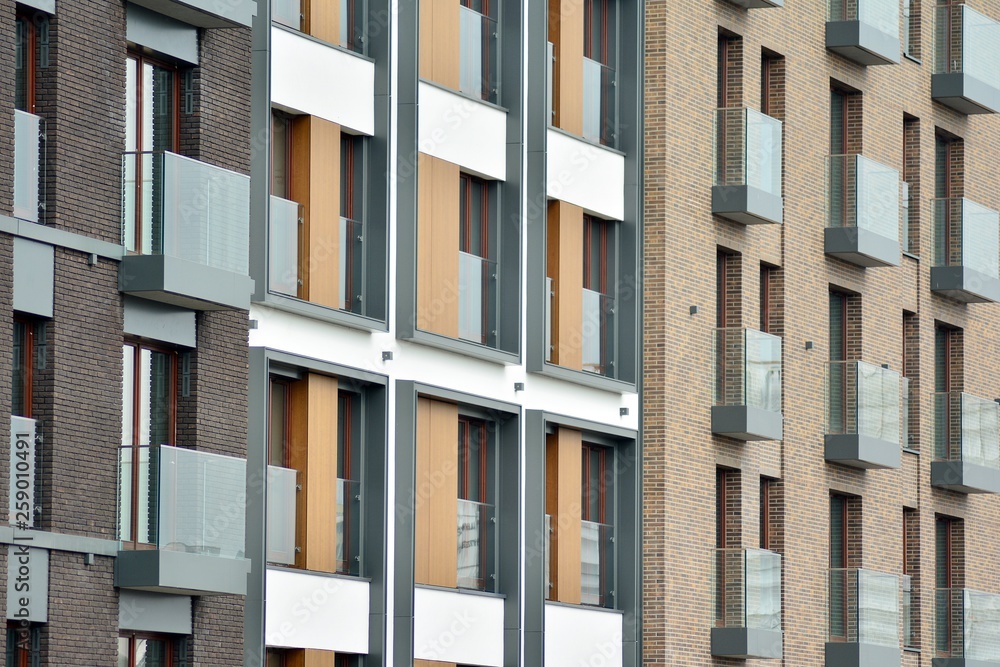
[829,493,856,640]
[6,623,39,667]
[936,515,962,655]
[903,116,920,254]
[457,416,494,590]
[458,0,499,103]
[583,0,616,145]
[119,343,178,547]
[903,311,919,449]
[581,442,613,607]
[337,390,362,575]
[12,318,45,419]
[268,378,290,469]
[903,508,920,648]
[117,633,186,667]
[15,12,47,114]
[458,174,497,346]
[760,477,774,550]
[903,0,921,60]
[340,134,366,314]
[583,216,616,375]
[271,112,292,201]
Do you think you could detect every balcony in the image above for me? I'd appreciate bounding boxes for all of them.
[933,5,1000,114]
[457,498,495,592]
[712,548,783,659]
[931,198,1000,303]
[825,155,901,268]
[459,4,498,104]
[713,107,783,225]
[826,0,901,66]
[266,465,297,566]
[581,520,614,608]
[458,252,497,347]
[935,588,1000,666]
[582,288,616,377]
[827,569,900,667]
[583,57,617,147]
[128,0,255,28]
[712,328,783,441]
[826,361,902,469]
[725,0,783,7]
[115,445,250,596]
[13,110,43,223]
[931,392,1000,494]
[120,151,252,311]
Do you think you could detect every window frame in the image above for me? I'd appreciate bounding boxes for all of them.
[15,13,38,114]
[337,388,364,575]
[456,412,497,592]
[6,622,39,667]
[117,632,184,667]
[12,317,37,419]
[458,173,498,348]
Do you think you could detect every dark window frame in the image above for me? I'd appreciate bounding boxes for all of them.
[118,632,185,667]
[12,317,37,419]
[15,13,38,114]
[581,440,613,608]
[337,389,363,575]
[6,622,39,667]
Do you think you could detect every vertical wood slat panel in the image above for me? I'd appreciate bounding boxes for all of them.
[415,397,459,588]
[549,0,584,135]
[417,153,461,338]
[547,427,582,604]
[547,200,584,370]
[286,649,336,667]
[419,0,460,89]
[307,0,340,45]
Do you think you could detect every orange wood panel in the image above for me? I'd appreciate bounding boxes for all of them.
[546,427,582,604]
[306,0,340,45]
[416,153,461,338]
[291,116,341,309]
[415,397,459,588]
[286,649,336,667]
[419,0,460,88]
[547,200,584,370]
[288,373,339,573]
[549,0,583,134]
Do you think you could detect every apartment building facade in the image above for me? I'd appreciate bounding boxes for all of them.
[0,0,258,664]
[245,0,642,666]
[645,1,1000,666]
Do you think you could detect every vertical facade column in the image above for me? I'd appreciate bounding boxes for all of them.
[548,0,583,134]
[416,154,461,338]
[547,200,584,370]
[546,427,582,603]
[414,397,459,588]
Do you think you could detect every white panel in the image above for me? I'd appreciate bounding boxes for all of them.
[546,129,625,221]
[544,603,623,667]
[271,27,375,136]
[413,587,504,666]
[418,82,507,180]
[265,568,370,653]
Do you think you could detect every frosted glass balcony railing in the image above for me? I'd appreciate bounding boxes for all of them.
[459,5,498,103]
[544,513,552,600]
[581,520,614,609]
[339,217,365,313]
[829,0,899,37]
[457,498,494,591]
[583,57,616,147]
[902,575,917,649]
[713,548,782,632]
[826,155,900,243]
[122,151,250,275]
[713,328,782,413]
[544,277,553,362]
[829,569,899,648]
[458,252,497,346]
[118,445,247,558]
[936,5,1000,92]
[340,0,365,54]
[269,195,301,298]
[266,465,297,566]
[336,478,361,575]
[936,588,1000,661]
[826,361,901,444]
[272,0,301,30]
[582,288,615,377]
[14,110,43,223]
[934,198,1000,280]
[934,392,1000,470]
[713,107,783,199]
[901,376,911,449]
[546,42,554,125]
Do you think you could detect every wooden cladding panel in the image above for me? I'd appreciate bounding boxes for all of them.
[547,427,583,604]
[289,373,340,573]
[286,649,336,667]
[549,0,583,135]
[419,0,460,88]
[417,153,461,338]
[290,116,341,309]
[415,397,460,588]
[306,0,340,45]
[547,200,584,370]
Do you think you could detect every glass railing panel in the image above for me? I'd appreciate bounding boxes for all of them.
[13,110,42,223]
[829,0,899,38]
[336,478,361,575]
[9,416,37,528]
[544,513,552,600]
[547,41,554,125]
[266,466,297,566]
[714,549,782,631]
[714,328,782,412]
[826,155,900,243]
[117,445,157,546]
[582,288,615,376]
[581,520,614,608]
[459,5,498,103]
[154,445,246,558]
[339,217,365,313]
[457,498,494,591]
[714,108,782,198]
[269,196,300,297]
[272,0,301,30]
[829,569,899,646]
[583,57,616,147]
[826,361,901,443]
[962,199,1000,278]
[901,376,911,449]
[937,589,1000,659]
[901,181,911,253]
[937,6,1000,87]
[340,0,365,54]
[545,276,553,363]
[458,252,496,346]
[902,575,915,648]
[935,392,1000,468]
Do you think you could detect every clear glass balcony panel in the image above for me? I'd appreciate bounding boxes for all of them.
[458,252,497,346]
[826,155,900,242]
[933,198,1000,278]
[713,548,782,631]
[547,41,554,125]
[457,498,494,591]
[829,569,899,646]
[266,465,297,565]
[117,445,156,545]
[339,217,365,313]
[272,0,301,30]
[337,478,361,575]
[582,288,616,376]
[583,57,616,147]
[937,589,1000,660]
[901,376,911,449]
[936,5,1000,90]
[713,108,782,197]
[459,5,498,103]
[340,0,365,54]
[121,151,250,274]
[544,513,552,600]
[269,196,300,297]
[581,520,614,608]
[544,277,553,363]
[934,392,1000,468]
[829,0,900,40]
[826,361,901,443]
[13,110,42,223]
[902,574,915,647]
[713,328,782,413]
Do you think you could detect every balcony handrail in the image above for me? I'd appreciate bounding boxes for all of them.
[828,568,900,647]
[583,56,617,146]
[935,4,1000,89]
[933,391,1000,468]
[825,154,900,241]
[936,587,1000,660]
[713,327,782,413]
[931,197,1000,278]
[713,106,783,198]
[828,0,900,36]
[13,109,44,223]
[826,360,902,444]
[268,195,301,298]
[712,548,783,631]
[266,465,297,565]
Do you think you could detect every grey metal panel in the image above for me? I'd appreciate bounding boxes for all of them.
[127,0,255,28]
[114,550,251,596]
[931,460,1000,494]
[726,0,783,7]
[825,641,901,667]
[824,227,901,268]
[0,214,124,260]
[824,434,902,470]
[263,294,389,332]
[825,20,901,66]
[523,410,546,665]
[244,349,268,667]
[711,405,784,441]
[118,591,193,635]
[530,360,638,393]
[126,3,199,64]
[123,297,196,348]
[18,0,55,14]
[933,659,1000,667]
[119,254,253,311]
[711,627,783,659]
[407,329,520,365]
[712,185,784,225]
[932,72,1000,115]
[392,381,417,667]
[13,237,53,318]
[0,526,118,556]
[930,266,1000,303]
